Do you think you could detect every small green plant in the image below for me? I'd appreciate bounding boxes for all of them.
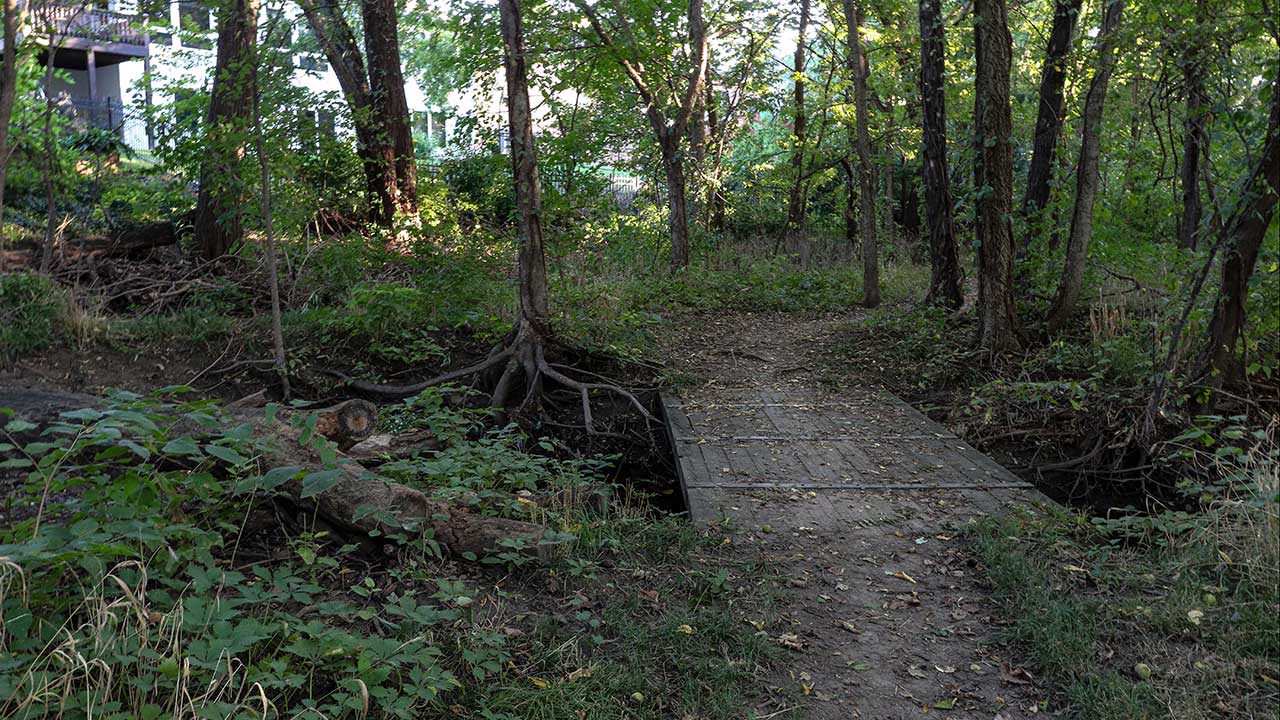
[0,272,64,361]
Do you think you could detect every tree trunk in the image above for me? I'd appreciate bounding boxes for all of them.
[251,22,290,398]
[898,161,921,246]
[689,59,708,226]
[1045,0,1124,333]
[783,0,811,261]
[662,138,693,269]
[501,0,548,334]
[297,0,396,226]
[575,0,706,270]
[973,0,1019,354]
[919,0,962,309]
[0,0,23,243]
[842,159,857,253]
[846,0,879,306]
[363,0,417,216]
[1176,0,1208,250]
[704,77,727,232]
[193,0,259,261]
[1195,81,1280,389]
[39,46,58,273]
[1020,0,1083,233]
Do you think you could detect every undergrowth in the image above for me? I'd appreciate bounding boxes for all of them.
[971,442,1280,719]
[0,388,776,719]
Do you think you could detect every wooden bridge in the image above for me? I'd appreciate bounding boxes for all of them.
[662,386,1046,527]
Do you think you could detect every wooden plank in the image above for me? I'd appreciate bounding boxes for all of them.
[684,481,1034,490]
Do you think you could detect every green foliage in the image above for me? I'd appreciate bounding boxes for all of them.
[62,128,135,158]
[438,152,515,227]
[972,458,1280,720]
[0,389,775,719]
[0,272,64,360]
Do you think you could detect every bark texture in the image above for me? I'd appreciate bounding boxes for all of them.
[501,0,549,334]
[1177,0,1209,251]
[1195,81,1280,388]
[1020,0,1083,228]
[846,0,879,306]
[973,0,1020,353]
[363,0,418,216]
[193,0,259,261]
[783,0,811,262]
[1046,0,1124,333]
[919,0,962,309]
[296,0,397,226]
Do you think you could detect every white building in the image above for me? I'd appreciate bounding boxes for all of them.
[30,0,455,154]
[27,0,589,165]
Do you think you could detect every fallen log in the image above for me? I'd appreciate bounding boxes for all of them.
[0,387,551,560]
[347,430,442,458]
[0,221,180,270]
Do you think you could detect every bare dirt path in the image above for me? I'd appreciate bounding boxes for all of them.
[662,311,1050,720]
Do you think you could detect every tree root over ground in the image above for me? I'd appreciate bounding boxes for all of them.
[333,324,655,436]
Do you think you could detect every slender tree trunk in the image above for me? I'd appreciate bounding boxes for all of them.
[973,0,1019,354]
[783,0,811,261]
[704,77,727,232]
[0,0,24,242]
[1177,0,1208,250]
[363,0,417,216]
[899,161,921,246]
[39,46,57,273]
[499,0,548,331]
[193,0,259,261]
[689,59,708,226]
[576,0,706,270]
[845,0,878,306]
[842,158,857,253]
[1045,0,1124,333]
[252,15,290,398]
[662,138,692,269]
[1020,0,1083,236]
[919,0,962,309]
[1195,81,1280,390]
[297,0,396,225]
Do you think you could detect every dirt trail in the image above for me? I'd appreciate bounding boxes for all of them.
[662,311,1047,720]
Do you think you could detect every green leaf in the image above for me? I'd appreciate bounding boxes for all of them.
[205,444,248,465]
[258,465,302,491]
[161,437,203,458]
[300,469,343,498]
[120,440,152,460]
[4,419,37,433]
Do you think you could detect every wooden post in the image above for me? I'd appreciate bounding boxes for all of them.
[86,49,97,101]
[143,32,154,148]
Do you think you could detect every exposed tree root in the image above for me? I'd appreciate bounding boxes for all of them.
[333,323,654,436]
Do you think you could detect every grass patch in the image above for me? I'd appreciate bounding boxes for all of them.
[0,271,65,361]
[970,466,1279,720]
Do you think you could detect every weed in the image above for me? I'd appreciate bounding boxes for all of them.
[0,272,65,361]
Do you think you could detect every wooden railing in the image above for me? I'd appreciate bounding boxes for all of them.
[37,3,146,46]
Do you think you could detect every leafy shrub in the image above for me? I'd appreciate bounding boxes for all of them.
[439,153,514,227]
[0,272,63,360]
[0,393,511,719]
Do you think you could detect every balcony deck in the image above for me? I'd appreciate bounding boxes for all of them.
[33,3,148,62]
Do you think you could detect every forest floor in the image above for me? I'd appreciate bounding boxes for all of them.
[660,311,1050,719]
